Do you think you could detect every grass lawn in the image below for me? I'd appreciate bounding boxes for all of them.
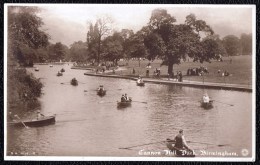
[116,55,252,86]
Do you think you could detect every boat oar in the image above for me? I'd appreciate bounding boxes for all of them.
[132,101,148,104]
[186,140,229,147]
[119,140,167,150]
[212,100,234,106]
[14,115,29,129]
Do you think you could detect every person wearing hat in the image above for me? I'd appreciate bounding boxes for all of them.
[173,129,191,151]
[202,93,210,103]
[124,93,129,101]
[97,85,105,92]
[121,94,126,102]
[37,110,45,120]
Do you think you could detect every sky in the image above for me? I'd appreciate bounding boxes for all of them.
[34,4,254,47]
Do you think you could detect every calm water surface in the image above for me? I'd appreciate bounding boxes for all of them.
[7,64,252,157]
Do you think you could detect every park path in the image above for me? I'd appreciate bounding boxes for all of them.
[84,72,252,92]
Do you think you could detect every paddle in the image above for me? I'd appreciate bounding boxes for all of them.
[119,140,167,150]
[211,100,234,106]
[14,115,29,129]
[131,101,148,104]
[186,140,229,147]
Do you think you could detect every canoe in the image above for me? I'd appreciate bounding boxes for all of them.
[136,81,145,86]
[8,116,56,127]
[117,100,132,108]
[166,139,195,157]
[201,100,213,109]
[97,90,106,96]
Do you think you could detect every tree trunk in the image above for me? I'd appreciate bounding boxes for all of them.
[168,61,174,78]
[97,36,101,64]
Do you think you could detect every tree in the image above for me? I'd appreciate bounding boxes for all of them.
[240,33,252,55]
[102,32,124,65]
[222,35,240,56]
[86,16,113,64]
[48,42,68,61]
[144,9,217,77]
[8,6,49,66]
[126,31,148,66]
[69,41,88,62]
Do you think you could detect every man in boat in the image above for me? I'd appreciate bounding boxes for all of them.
[172,130,192,153]
[121,94,127,102]
[37,110,45,120]
[202,93,210,103]
[98,85,105,92]
[8,112,16,121]
[124,93,129,101]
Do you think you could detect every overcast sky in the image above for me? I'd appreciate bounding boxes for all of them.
[35,4,254,47]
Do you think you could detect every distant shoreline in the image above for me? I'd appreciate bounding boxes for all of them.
[83,72,252,92]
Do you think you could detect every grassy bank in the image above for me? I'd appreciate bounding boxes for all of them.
[114,55,252,86]
[7,66,43,118]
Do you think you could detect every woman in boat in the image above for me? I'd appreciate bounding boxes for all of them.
[121,94,126,102]
[124,93,129,101]
[202,93,210,103]
[37,110,45,120]
[97,85,105,92]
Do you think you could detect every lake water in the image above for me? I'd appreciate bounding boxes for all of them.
[7,64,252,157]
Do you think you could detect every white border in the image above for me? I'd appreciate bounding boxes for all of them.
[4,3,256,162]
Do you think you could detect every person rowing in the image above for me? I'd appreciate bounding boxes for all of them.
[202,93,210,103]
[37,110,45,120]
[97,85,105,92]
[137,76,143,83]
[121,94,127,102]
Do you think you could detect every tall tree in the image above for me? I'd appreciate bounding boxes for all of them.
[69,41,88,62]
[144,10,218,77]
[86,16,113,64]
[48,42,68,61]
[102,32,124,65]
[8,6,49,66]
[222,35,240,56]
[240,33,252,55]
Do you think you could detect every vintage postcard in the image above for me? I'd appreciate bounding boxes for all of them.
[4,4,255,161]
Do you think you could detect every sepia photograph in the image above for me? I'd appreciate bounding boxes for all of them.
[4,4,255,161]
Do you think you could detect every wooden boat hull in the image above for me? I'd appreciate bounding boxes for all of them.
[71,80,78,86]
[166,140,195,157]
[136,82,145,86]
[8,116,56,127]
[201,100,213,109]
[97,90,106,96]
[117,100,132,108]
[57,73,63,76]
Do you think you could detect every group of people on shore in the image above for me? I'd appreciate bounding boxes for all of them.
[186,66,209,76]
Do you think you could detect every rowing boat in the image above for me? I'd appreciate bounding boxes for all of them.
[166,139,195,157]
[71,78,78,86]
[201,100,213,109]
[97,89,106,96]
[35,68,39,71]
[60,68,65,72]
[8,116,56,127]
[117,99,132,108]
[57,72,63,76]
[136,81,145,86]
